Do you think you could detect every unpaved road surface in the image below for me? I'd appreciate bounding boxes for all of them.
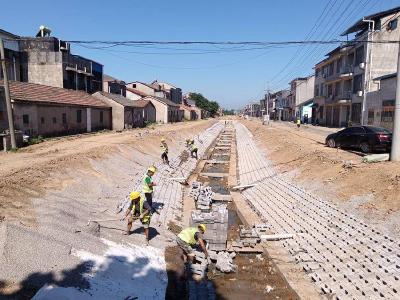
[241,119,400,238]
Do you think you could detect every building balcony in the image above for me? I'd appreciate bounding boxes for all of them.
[339,65,354,78]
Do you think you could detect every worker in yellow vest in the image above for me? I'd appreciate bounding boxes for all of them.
[177,224,209,262]
[296,117,301,129]
[122,191,152,245]
[142,166,157,207]
[189,139,198,159]
[160,138,169,165]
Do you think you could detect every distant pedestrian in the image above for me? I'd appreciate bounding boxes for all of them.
[296,118,301,129]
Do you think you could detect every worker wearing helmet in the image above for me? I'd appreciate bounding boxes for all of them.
[142,166,157,207]
[177,224,209,262]
[122,191,152,245]
[189,139,198,159]
[160,138,169,165]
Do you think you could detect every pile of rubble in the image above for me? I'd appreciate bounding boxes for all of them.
[227,224,269,253]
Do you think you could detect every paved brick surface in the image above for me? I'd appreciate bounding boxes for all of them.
[234,122,400,300]
[132,122,224,227]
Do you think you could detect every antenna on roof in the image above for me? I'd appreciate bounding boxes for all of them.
[36,25,52,37]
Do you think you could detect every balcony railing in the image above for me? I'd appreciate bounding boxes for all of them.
[340,65,354,76]
[334,90,352,101]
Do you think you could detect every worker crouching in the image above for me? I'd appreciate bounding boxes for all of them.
[122,191,152,246]
[177,224,209,263]
[187,139,198,159]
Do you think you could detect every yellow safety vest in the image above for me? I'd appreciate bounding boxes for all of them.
[132,196,150,223]
[142,174,153,193]
[178,227,198,246]
[191,144,198,151]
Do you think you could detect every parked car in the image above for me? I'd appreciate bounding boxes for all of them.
[325,126,392,153]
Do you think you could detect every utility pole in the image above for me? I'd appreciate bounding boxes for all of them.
[390,43,400,161]
[0,38,16,149]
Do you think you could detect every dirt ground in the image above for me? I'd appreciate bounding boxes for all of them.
[0,120,215,226]
[240,118,400,237]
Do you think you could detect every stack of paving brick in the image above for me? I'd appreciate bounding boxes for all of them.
[189,250,209,279]
[190,204,228,251]
[190,182,214,211]
[236,225,260,247]
[235,121,400,299]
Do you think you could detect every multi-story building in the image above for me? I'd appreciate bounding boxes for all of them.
[288,75,315,122]
[18,37,103,93]
[275,90,291,121]
[314,45,354,127]
[0,29,21,82]
[103,74,126,96]
[0,27,104,93]
[244,102,261,117]
[151,80,183,104]
[314,6,400,127]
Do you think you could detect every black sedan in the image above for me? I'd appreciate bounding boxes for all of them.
[325,126,392,153]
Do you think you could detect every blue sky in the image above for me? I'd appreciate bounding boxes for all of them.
[1,0,398,109]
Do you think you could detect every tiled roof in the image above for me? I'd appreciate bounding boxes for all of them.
[0,80,109,108]
[143,95,180,107]
[93,91,151,108]
[126,87,147,97]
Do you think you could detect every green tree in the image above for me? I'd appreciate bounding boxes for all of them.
[188,93,220,117]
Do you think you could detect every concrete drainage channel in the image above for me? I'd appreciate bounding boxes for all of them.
[169,121,298,300]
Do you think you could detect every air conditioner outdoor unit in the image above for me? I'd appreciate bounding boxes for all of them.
[357,90,363,97]
[359,62,365,69]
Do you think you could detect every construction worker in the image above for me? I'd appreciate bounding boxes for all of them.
[176,224,209,262]
[296,117,301,129]
[189,139,198,159]
[142,166,157,207]
[121,191,152,245]
[160,138,169,165]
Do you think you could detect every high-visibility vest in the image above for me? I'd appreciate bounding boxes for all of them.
[139,196,150,223]
[142,174,153,193]
[132,196,150,222]
[178,227,198,246]
[191,144,198,151]
[160,144,168,153]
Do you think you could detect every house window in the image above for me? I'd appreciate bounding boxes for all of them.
[41,117,45,124]
[132,84,136,88]
[328,63,334,76]
[381,100,395,123]
[351,103,362,124]
[315,68,319,77]
[53,117,57,124]
[355,46,364,65]
[353,74,363,93]
[62,113,67,124]
[100,111,104,123]
[23,114,29,124]
[327,84,333,97]
[77,110,82,123]
[0,111,4,121]
[388,19,398,31]
[368,109,374,125]
[319,106,324,119]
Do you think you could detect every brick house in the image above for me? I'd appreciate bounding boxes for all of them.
[93,92,156,130]
[0,81,111,137]
[143,95,183,123]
